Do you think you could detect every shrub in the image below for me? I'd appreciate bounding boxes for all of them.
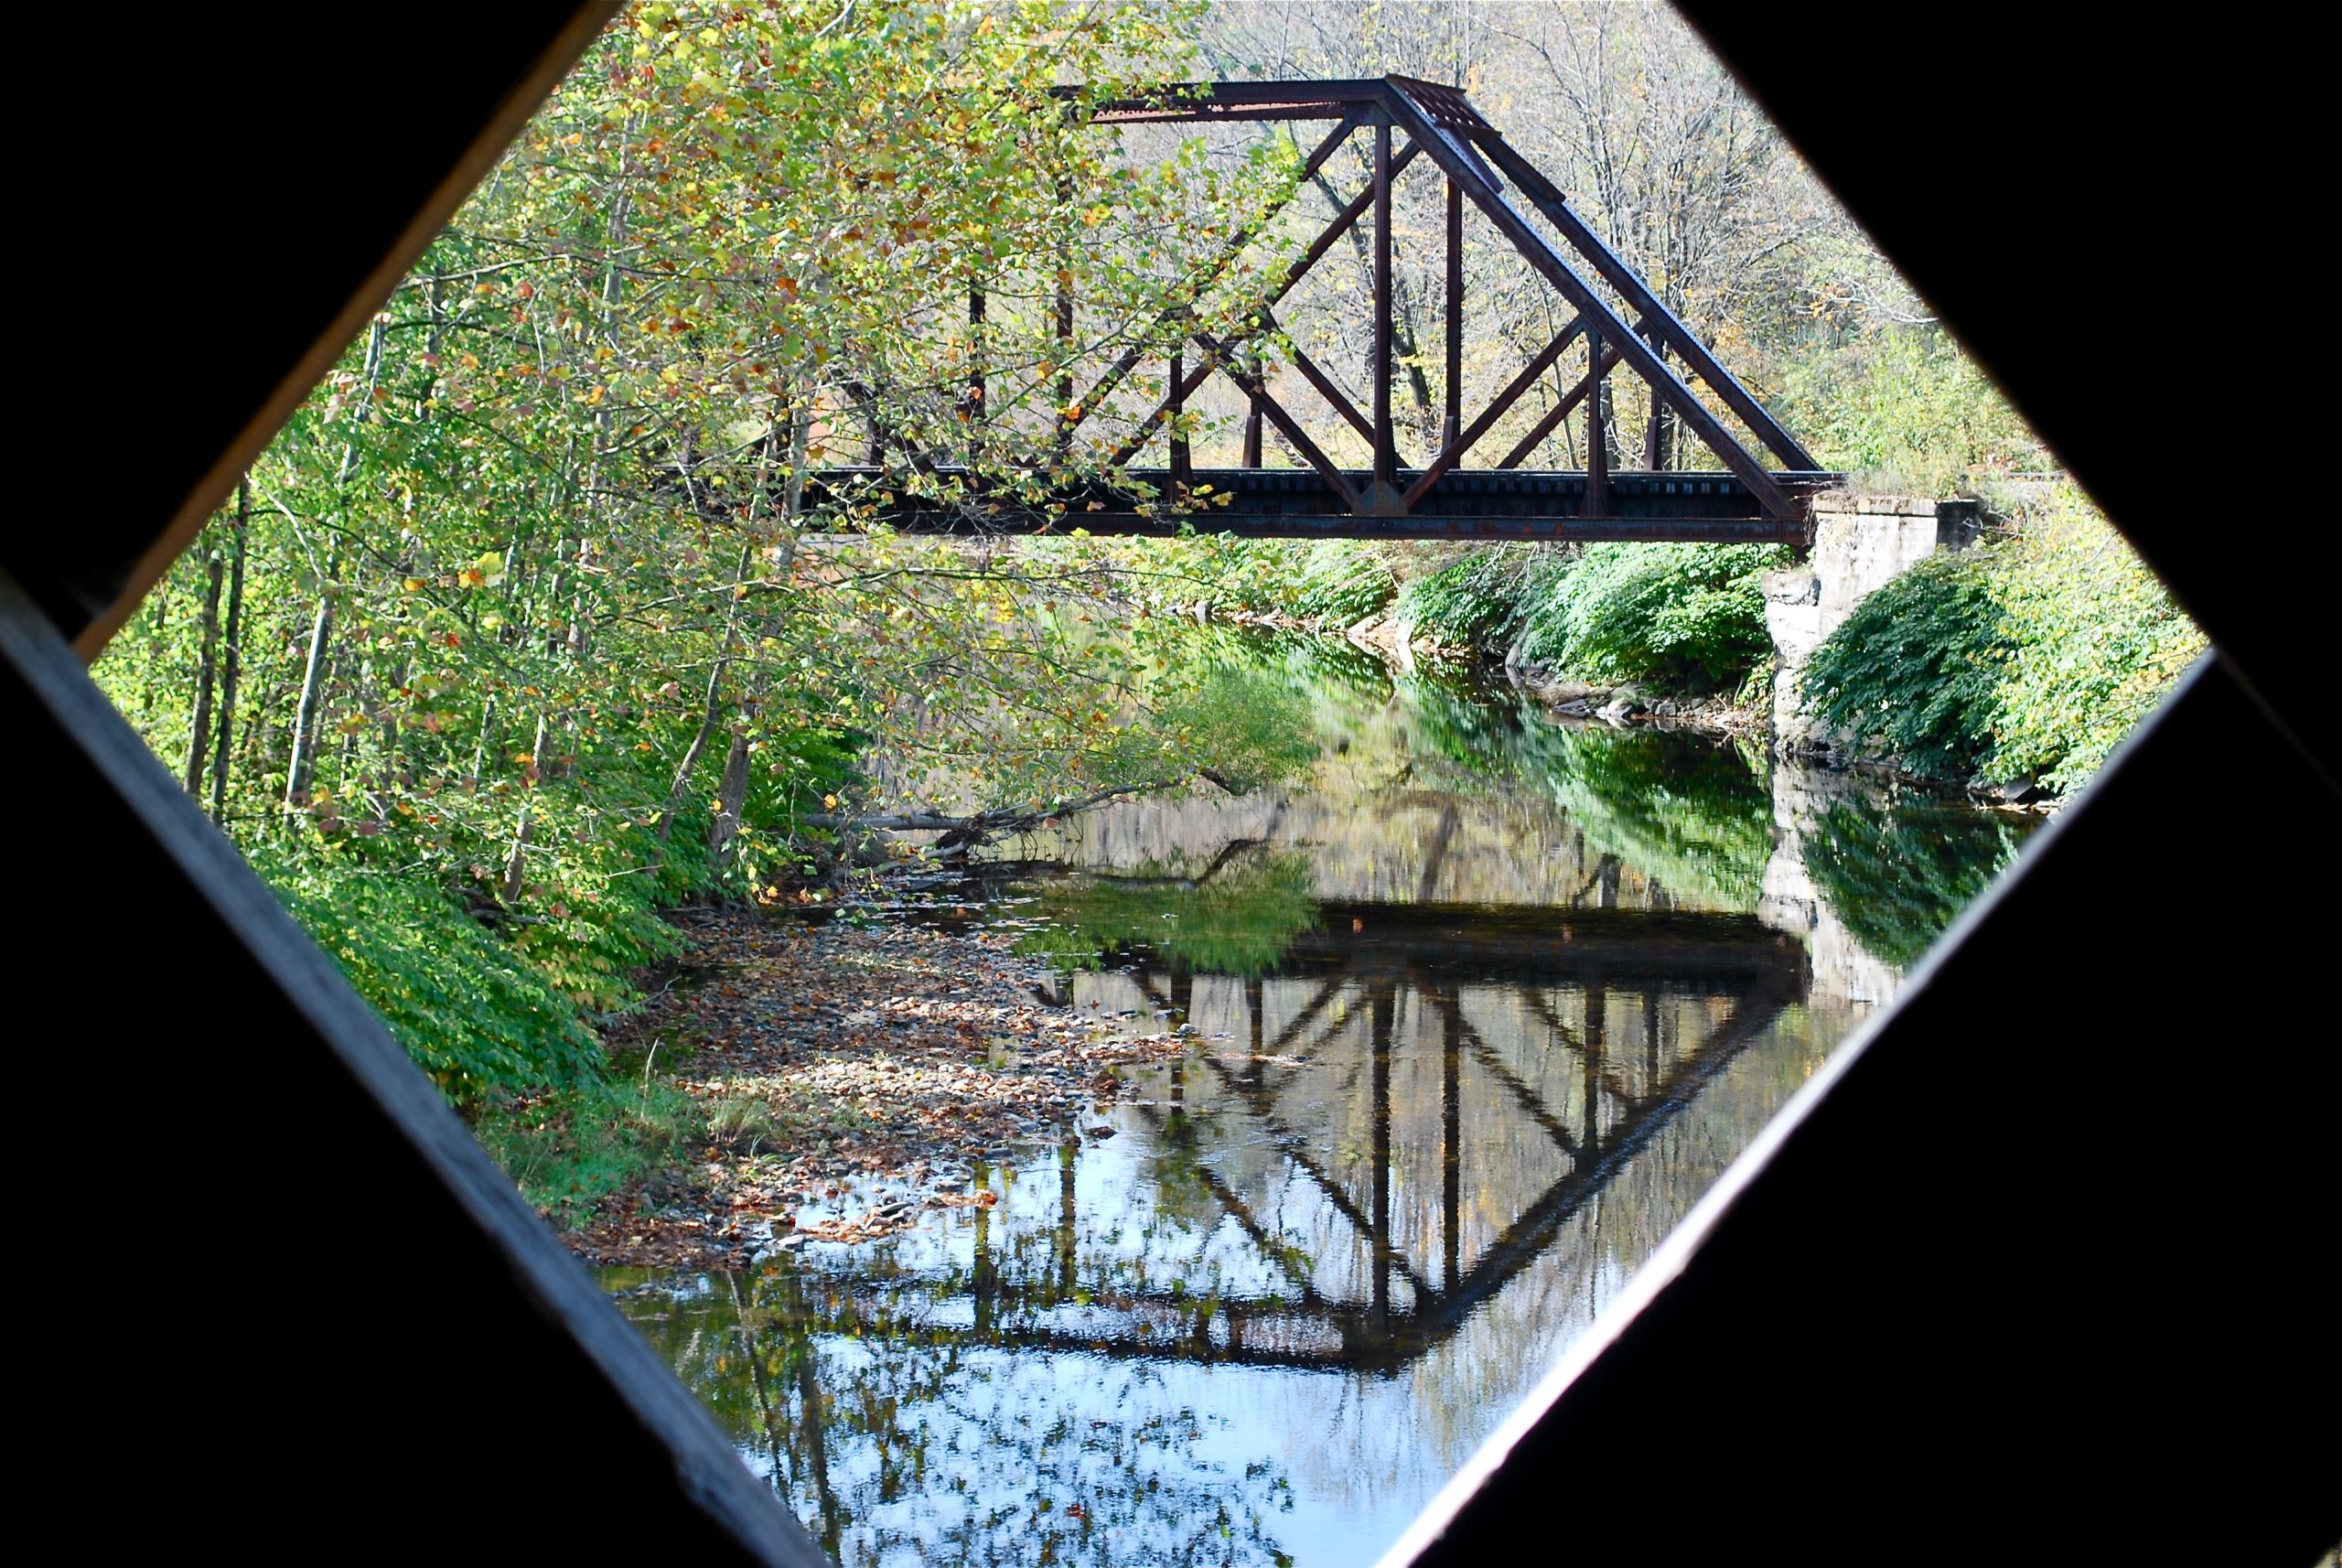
[1799,549,2010,781]
[1985,496,2206,792]
[1288,540,1398,625]
[258,844,607,1098]
[1398,544,1554,651]
[1776,323,2046,493]
[1517,542,1787,693]
[469,1078,704,1226]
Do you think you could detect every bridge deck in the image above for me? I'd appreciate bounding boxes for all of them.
[805,467,1838,542]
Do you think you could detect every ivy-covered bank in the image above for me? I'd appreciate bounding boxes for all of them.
[1797,483,2204,793]
[1157,533,1788,706]
[1150,475,2201,804]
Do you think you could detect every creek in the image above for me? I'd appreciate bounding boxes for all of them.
[603,639,2034,1567]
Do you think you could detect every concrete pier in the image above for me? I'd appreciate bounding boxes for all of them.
[1763,494,1980,753]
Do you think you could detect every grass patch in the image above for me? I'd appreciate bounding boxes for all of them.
[469,1078,707,1230]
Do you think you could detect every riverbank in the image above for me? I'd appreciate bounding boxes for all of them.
[533,908,1187,1271]
[1215,602,1775,737]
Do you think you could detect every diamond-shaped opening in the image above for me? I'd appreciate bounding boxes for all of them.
[48,5,2245,1565]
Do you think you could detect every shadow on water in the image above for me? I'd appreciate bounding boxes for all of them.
[607,636,2035,1568]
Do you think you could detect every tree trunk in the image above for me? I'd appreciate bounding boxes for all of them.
[704,408,811,874]
[183,549,224,798]
[209,480,248,822]
[652,418,788,857]
[654,544,752,847]
[706,730,751,865]
[469,693,498,791]
[284,583,336,813]
[503,711,550,903]
[285,317,387,817]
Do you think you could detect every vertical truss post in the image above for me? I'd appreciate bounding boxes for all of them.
[1445,177,1464,446]
[1583,983,1606,1148]
[1585,328,1610,516]
[966,283,986,466]
[1242,344,1264,467]
[1370,980,1396,1327]
[1168,348,1191,485]
[1373,122,1398,492]
[1442,985,1461,1293]
[1642,328,1668,471]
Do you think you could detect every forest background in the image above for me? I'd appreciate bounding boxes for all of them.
[95,1,2199,1195]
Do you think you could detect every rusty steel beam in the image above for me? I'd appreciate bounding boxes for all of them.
[1497,330,1634,469]
[1188,335,1361,510]
[1445,177,1465,446]
[1376,82,1799,521]
[1110,143,1424,467]
[1643,327,1669,470]
[1470,129,1821,472]
[811,515,1810,543]
[1585,328,1610,518]
[1167,348,1190,483]
[1373,123,1399,490]
[1265,316,1379,451]
[965,284,985,464]
[1064,112,1365,443]
[1402,317,1585,509]
[803,465,1826,533]
[1083,79,1390,124]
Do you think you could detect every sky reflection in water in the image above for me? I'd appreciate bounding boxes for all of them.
[606,643,2032,1567]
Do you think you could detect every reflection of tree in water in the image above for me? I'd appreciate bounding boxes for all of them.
[1380,671,1535,784]
[619,1257,1297,1568]
[1799,790,2028,967]
[1506,722,1774,909]
[1015,845,1319,980]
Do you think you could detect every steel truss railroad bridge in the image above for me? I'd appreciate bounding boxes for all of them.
[784,903,1809,1374]
[812,76,1838,545]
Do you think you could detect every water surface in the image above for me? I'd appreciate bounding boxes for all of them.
[607,643,2031,1566]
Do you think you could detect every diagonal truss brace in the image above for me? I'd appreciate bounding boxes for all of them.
[1374,82,1801,521]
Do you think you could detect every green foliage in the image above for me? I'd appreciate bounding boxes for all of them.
[1287,541,1398,625]
[1016,848,1319,979]
[1172,668,1323,791]
[258,844,605,1096]
[1517,542,1788,693]
[1777,324,2046,494]
[1399,545,1554,651]
[469,1077,704,1227]
[1799,790,2028,967]
[1799,485,2203,793]
[88,2,1320,1111]
[1132,534,1313,617]
[1516,724,1776,909]
[1800,550,2011,781]
[1983,496,2206,792]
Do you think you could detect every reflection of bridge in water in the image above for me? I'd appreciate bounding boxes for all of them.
[796,903,1808,1374]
